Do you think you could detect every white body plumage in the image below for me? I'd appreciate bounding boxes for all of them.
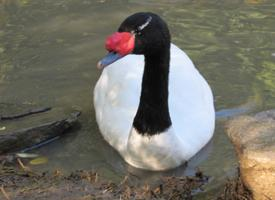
[94,44,215,170]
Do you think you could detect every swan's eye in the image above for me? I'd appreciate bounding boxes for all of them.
[131,29,142,36]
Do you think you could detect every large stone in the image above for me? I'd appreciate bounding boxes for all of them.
[227,110,275,200]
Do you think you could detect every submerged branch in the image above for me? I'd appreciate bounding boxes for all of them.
[0,107,51,121]
[0,111,81,154]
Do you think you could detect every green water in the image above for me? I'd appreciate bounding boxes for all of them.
[1,0,275,198]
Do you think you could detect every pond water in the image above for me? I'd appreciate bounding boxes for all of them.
[1,0,275,199]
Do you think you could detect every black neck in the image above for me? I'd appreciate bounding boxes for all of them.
[133,46,172,135]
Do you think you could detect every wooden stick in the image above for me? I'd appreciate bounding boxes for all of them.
[0,186,10,200]
[0,107,51,121]
[17,158,30,172]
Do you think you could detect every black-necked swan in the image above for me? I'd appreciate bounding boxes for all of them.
[94,12,215,171]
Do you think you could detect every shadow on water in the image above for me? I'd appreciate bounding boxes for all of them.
[1,0,275,198]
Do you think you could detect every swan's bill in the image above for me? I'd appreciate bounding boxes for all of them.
[97,52,124,69]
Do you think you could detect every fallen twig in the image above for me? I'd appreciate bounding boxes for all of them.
[0,186,10,200]
[17,158,30,172]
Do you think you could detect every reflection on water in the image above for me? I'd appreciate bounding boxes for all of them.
[1,0,275,198]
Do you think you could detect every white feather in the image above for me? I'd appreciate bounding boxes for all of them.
[94,44,215,170]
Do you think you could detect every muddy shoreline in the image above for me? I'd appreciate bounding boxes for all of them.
[1,160,206,200]
[0,158,252,200]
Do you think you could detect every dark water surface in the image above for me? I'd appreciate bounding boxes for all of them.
[1,0,275,198]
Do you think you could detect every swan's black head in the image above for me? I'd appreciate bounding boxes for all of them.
[119,12,171,55]
[97,12,171,69]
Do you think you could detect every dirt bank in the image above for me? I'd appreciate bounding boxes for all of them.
[0,159,253,200]
[1,161,206,200]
